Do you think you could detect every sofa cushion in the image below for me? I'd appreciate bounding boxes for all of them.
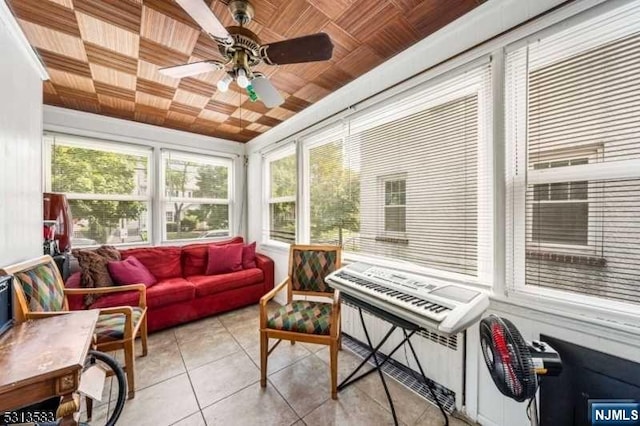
[182,237,244,277]
[188,269,264,297]
[206,243,243,275]
[89,277,195,310]
[242,242,257,269]
[108,256,157,287]
[120,246,182,280]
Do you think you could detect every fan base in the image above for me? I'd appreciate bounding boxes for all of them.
[229,0,254,25]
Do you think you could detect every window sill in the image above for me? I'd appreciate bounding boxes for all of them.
[375,236,409,245]
[526,249,606,267]
[492,291,640,344]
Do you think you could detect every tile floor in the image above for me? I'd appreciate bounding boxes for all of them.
[83,303,474,426]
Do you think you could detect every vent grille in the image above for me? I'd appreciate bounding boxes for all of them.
[343,333,456,413]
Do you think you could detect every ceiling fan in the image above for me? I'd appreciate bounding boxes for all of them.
[159,0,334,108]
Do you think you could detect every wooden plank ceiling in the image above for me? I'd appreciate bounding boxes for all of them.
[9,0,483,142]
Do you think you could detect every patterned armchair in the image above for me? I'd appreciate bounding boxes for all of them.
[1,255,148,400]
[259,245,342,399]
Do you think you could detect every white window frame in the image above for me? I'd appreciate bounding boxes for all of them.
[378,173,408,237]
[296,62,493,288]
[505,3,640,317]
[160,150,234,243]
[44,134,154,247]
[262,144,297,247]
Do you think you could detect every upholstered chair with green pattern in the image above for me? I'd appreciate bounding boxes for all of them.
[260,245,342,399]
[1,255,148,400]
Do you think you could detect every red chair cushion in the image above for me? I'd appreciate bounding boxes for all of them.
[120,246,182,280]
[188,269,264,297]
[89,277,195,310]
[181,237,244,277]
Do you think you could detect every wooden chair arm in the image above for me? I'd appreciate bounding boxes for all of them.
[260,277,289,329]
[64,284,147,309]
[331,289,341,338]
[260,277,289,307]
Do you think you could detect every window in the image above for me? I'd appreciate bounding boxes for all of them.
[264,147,296,244]
[531,158,589,247]
[300,64,493,282]
[45,134,151,247]
[162,150,233,241]
[506,1,640,306]
[382,177,406,233]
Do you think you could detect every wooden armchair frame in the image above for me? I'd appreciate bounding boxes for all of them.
[259,245,342,399]
[1,255,148,399]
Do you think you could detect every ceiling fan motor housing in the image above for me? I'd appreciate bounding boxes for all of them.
[229,0,255,25]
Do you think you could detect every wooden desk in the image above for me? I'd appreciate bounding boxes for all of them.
[0,310,99,426]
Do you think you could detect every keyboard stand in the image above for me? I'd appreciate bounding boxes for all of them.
[338,293,449,426]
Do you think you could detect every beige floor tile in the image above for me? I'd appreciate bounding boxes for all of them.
[414,405,473,426]
[244,339,312,374]
[174,316,224,344]
[81,401,110,425]
[300,342,327,353]
[179,327,242,371]
[190,351,260,408]
[201,382,299,426]
[268,355,331,417]
[315,346,370,380]
[303,385,405,426]
[116,374,200,426]
[147,328,178,348]
[172,411,207,426]
[224,321,261,349]
[354,373,429,426]
[134,335,186,390]
[217,303,261,328]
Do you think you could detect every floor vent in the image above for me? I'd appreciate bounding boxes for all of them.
[342,333,456,413]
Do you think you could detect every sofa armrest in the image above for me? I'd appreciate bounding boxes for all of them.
[255,253,274,294]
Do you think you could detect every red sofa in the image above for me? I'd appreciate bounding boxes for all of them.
[65,237,274,332]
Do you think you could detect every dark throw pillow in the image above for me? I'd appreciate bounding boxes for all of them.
[72,245,121,307]
[242,242,257,269]
[108,256,157,287]
[206,243,244,275]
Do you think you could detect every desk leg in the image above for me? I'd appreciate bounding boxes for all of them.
[57,393,79,426]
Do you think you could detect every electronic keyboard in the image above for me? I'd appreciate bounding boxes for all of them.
[326,262,490,335]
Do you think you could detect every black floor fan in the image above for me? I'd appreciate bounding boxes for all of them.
[479,315,563,426]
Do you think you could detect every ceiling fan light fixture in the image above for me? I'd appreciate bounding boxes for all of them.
[217,73,233,92]
[236,68,249,89]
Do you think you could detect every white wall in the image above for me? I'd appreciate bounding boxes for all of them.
[245,1,640,425]
[0,1,47,266]
[43,106,247,245]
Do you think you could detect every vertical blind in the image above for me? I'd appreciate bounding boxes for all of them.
[162,150,232,241]
[301,64,493,280]
[506,1,640,305]
[47,134,151,247]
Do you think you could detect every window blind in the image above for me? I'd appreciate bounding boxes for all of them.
[264,147,296,244]
[301,64,493,280]
[46,134,151,247]
[161,150,232,241]
[506,1,640,305]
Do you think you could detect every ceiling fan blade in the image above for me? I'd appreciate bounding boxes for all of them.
[159,60,224,78]
[175,0,232,45]
[251,76,284,108]
[260,33,333,65]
